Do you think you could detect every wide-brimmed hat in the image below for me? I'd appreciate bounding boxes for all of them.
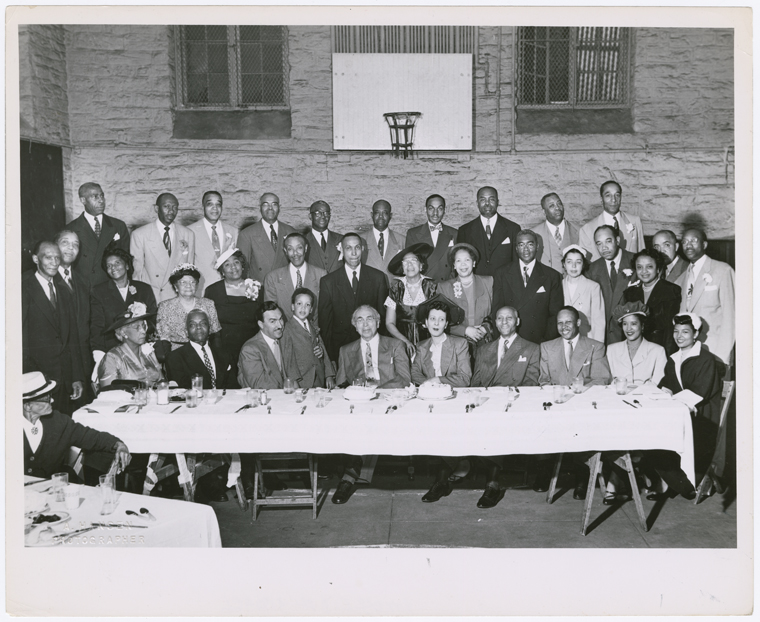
[23,371,56,401]
[104,301,156,334]
[214,247,242,270]
[447,242,480,267]
[387,243,434,277]
[415,293,465,327]
[612,301,649,324]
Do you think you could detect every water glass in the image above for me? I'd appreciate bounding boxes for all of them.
[246,388,260,407]
[283,378,296,395]
[571,376,584,394]
[134,387,148,406]
[156,380,170,405]
[191,374,204,399]
[52,472,68,503]
[553,386,566,404]
[98,476,117,516]
[205,387,218,403]
[186,389,198,408]
[295,389,307,403]
[615,377,628,395]
[64,484,81,510]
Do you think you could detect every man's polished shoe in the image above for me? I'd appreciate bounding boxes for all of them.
[421,480,452,503]
[532,473,550,493]
[573,482,588,501]
[477,485,502,509]
[331,479,355,505]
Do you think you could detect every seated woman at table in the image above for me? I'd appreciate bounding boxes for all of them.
[606,302,667,386]
[156,264,222,351]
[411,299,469,387]
[623,249,681,354]
[203,248,262,385]
[561,244,605,342]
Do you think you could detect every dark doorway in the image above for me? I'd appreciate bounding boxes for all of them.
[20,139,65,273]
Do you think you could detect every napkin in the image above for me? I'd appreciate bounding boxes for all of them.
[95,390,134,404]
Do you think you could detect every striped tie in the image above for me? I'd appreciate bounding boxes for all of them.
[554,227,562,247]
[365,343,375,380]
[296,269,302,289]
[163,226,171,256]
[202,346,216,389]
[93,217,101,239]
[211,225,221,257]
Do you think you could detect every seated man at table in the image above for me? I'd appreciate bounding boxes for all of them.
[237,301,288,390]
[166,309,235,390]
[23,371,131,480]
[331,305,411,506]
[535,306,612,499]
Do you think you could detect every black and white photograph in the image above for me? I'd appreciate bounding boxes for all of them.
[6,4,752,617]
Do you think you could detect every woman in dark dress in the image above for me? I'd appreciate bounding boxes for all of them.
[622,248,681,354]
[203,248,262,386]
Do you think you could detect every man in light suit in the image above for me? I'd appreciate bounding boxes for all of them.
[404,194,458,282]
[237,302,287,390]
[66,182,131,290]
[677,228,735,365]
[360,200,405,278]
[331,305,411,505]
[237,192,296,284]
[578,180,645,261]
[304,200,343,274]
[188,191,239,294]
[653,229,689,284]
[586,225,637,345]
[457,186,522,277]
[264,232,326,323]
[491,230,563,344]
[131,193,196,302]
[531,192,581,271]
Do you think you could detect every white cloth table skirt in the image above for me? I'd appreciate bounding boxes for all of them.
[74,385,694,485]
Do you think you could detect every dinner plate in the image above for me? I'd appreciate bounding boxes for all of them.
[31,511,70,528]
[343,394,378,402]
[417,391,457,401]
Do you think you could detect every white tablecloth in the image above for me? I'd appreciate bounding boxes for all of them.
[74,385,695,484]
[24,476,221,548]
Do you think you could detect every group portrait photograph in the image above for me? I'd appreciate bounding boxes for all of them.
[6,3,753,618]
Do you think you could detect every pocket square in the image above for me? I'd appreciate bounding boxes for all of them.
[448,240,454,247]
[501,237,511,245]
[518,355,527,362]
[705,285,718,291]
[536,286,546,293]
[583,361,590,366]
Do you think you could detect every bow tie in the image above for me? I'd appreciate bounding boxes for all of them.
[429,223,442,232]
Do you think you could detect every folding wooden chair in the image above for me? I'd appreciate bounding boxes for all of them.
[694,380,735,505]
[252,453,319,520]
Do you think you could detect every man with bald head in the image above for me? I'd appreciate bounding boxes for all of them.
[677,228,735,365]
[131,192,196,302]
[530,192,581,271]
[457,186,522,276]
[405,194,458,282]
[237,192,297,282]
[360,200,405,277]
[305,200,343,273]
[653,229,689,283]
[66,182,131,289]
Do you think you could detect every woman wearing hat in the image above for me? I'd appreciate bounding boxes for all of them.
[623,248,681,355]
[203,248,262,383]
[156,263,222,351]
[606,302,667,386]
[561,244,605,343]
[384,243,438,357]
[438,243,494,349]
[411,298,469,387]
[97,302,163,389]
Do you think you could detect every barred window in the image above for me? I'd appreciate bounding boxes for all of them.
[331,26,476,53]
[176,25,288,109]
[517,27,631,109]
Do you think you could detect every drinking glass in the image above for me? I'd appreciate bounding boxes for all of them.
[246,389,261,407]
[156,380,170,405]
[553,386,565,404]
[571,376,584,394]
[134,387,148,406]
[295,389,307,403]
[186,389,198,408]
[52,472,68,503]
[64,484,81,510]
[191,374,204,399]
[283,378,296,395]
[98,477,117,516]
[615,377,628,395]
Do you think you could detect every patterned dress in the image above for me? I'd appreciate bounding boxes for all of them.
[97,341,163,389]
[156,296,222,350]
[385,277,437,346]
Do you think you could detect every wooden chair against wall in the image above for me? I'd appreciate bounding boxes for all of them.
[694,380,735,505]
[252,453,319,520]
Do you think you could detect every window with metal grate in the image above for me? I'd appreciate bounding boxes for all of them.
[331,26,476,54]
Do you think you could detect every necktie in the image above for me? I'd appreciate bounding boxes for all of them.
[501,338,509,364]
[201,346,216,389]
[378,232,384,258]
[365,343,375,380]
[554,227,562,247]
[272,340,282,370]
[302,319,310,334]
[270,225,277,250]
[429,223,442,233]
[523,266,530,286]
[566,340,574,370]
[686,264,695,302]
[296,269,302,289]
[320,233,327,252]
[48,281,57,310]
[352,270,358,295]
[163,226,172,256]
[609,260,617,290]
[613,216,620,234]
[211,225,221,257]
[64,268,70,283]
[485,223,492,240]
[93,216,101,239]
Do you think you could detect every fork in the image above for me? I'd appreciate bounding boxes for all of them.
[592,401,598,409]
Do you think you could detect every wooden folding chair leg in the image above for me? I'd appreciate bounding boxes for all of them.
[177,453,196,503]
[623,452,648,532]
[142,453,164,495]
[546,454,563,504]
[234,477,249,511]
[311,455,319,520]
[252,456,262,521]
[581,452,603,536]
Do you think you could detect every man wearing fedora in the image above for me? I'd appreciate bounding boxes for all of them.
[23,371,131,480]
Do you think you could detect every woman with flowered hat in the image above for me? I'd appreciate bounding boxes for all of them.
[560,244,606,342]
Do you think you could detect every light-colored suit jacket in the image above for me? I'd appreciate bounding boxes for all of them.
[405,223,458,282]
[471,334,540,388]
[335,335,411,389]
[539,335,612,386]
[280,317,335,389]
[264,262,327,323]
[361,228,406,278]
[677,256,735,365]
[237,220,297,283]
[131,221,196,302]
[410,335,471,387]
[438,276,493,338]
[237,331,284,389]
[531,219,581,272]
[188,218,239,295]
[578,211,645,261]
[665,256,689,284]
[562,275,606,343]
[606,338,667,385]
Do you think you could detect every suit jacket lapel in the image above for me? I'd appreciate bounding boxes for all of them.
[31,277,58,328]
[96,215,116,256]
[688,257,711,309]
[378,337,393,383]
[524,263,546,298]
[569,337,592,377]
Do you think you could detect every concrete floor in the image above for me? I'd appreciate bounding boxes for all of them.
[207,462,737,548]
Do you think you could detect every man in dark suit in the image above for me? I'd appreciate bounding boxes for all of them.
[456,186,521,277]
[360,200,406,278]
[586,225,637,344]
[304,200,343,274]
[237,302,287,390]
[404,194,458,282]
[66,182,130,290]
[653,229,689,284]
[491,230,563,344]
[166,310,235,389]
[22,241,84,415]
[317,232,389,364]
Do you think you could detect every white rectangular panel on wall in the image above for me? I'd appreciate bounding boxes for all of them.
[332,54,472,151]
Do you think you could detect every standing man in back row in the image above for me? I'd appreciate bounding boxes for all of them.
[531,192,580,272]
[188,191,239,294]
[457,186,521,277]
[405,194,458,282]
[361,200,405,278]
[305,200,343,274]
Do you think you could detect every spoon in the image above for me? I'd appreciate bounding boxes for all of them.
[633,399,642,407]
[140,507,157,521]
[125,510,150,521]
[428,404,434,413]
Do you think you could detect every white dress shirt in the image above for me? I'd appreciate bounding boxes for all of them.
[606,249,624,277]
[82,211,102,234]
[428,222,441,247]
[155,220,175,247]
[289,263,307,289]
[189,341,216,377]
[23,417,43,453]
[35,272,56,301]
[564,334,580,369]
[496,333,518,367]
[602,211,624,228]
[480,215,497,233]
[686,254,708,290]
[372,227,388,258]
[545,220,566,244]
[665,256,680,278]
[344,263,362,283]
[519,259,537,283]
[203,218,225,244]
[57,265,74,287]
[363,333,380,381]
[260,332,282,370]
[315,229,331,250]
[264,221,279,241]
[429,335,448,376]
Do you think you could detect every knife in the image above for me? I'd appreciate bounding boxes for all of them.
[622,400,638,409]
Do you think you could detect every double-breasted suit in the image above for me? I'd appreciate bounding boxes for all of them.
[471,335,540,387]
[531,219,581,272]
[335,336,411,389]
[457,214,521,277]
[587,249,637,345]
[165,341,236,390]
[281,317,335,389]
[305,229,343,274]
[623,279,681,354]
[578,211,645,261]
[410,335,471,387]
[131,221,196,302]
[237,332,286,390]
[539,335,612,386]
[317,264,389,364]
[66,213,131,289]
[187,218,239,294]
[361,228,405,277]
[237,220,297,283]
[562,275,606,343]
[89,279,158,353]
[405,223,458,282]
[263,263,327,323]
[491,261,563,344]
